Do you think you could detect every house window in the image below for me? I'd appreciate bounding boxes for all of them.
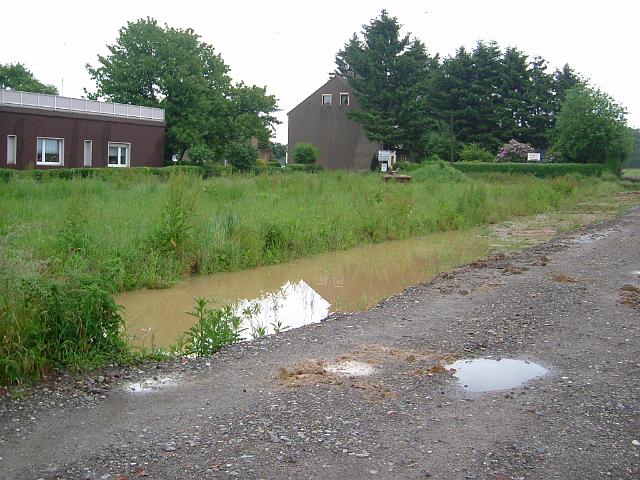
[321,94,332,106]
[339,93,350,106]
[108,142,129,167]
[6,135,16,165]
[36,137,64,166]
[83,140,93,167]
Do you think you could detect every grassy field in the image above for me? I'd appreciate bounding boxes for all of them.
[623,168,640,178]
[0,163,630,383]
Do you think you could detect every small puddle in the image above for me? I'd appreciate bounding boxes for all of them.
[572,229,613,244]
[448,358,548,393]
[325,360,376,377]
[117,231,489,348]
[125,377,176,394]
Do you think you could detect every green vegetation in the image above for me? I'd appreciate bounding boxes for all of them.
[86,17,278,162]
[0,166,628,383]
[448,162,609,177]
[292,143,320,164]
[459,143,495,163]
[0,62,59,94]
[550,85,633,172]
[179,299,243,356]
[336,11,583,159]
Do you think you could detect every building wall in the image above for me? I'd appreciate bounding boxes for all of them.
[0,107,165,169]
[288,76,380,171]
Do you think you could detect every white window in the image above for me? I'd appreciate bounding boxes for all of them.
[321,93,332,106]
[83,140,93,167]
[36,137,64,166]
[339,93,350,106]
[108,142,130,167]
[7,135,16,165]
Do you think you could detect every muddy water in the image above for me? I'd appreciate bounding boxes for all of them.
[117,231,489,348]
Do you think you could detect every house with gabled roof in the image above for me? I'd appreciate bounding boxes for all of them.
[287,75,379,171]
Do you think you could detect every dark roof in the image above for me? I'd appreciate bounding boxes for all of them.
[287,76,351,116]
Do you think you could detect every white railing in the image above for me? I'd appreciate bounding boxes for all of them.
[0,89,165,122]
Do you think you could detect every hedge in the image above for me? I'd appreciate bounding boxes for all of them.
[397,161,609,178]
[450,162,609,177]
[0,163,323,182]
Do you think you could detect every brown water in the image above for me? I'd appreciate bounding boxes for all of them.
[117,230,489,348]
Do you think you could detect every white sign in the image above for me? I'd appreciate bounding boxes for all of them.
[527,152,541,162]
[381,162,388,172]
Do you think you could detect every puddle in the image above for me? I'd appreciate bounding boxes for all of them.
[572,229,613,244]
[325,360,376,377]
[125,377,176,394]
[117,231,489,348]
[448,358,548,393]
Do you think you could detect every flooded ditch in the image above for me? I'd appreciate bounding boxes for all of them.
[117,230,490,348]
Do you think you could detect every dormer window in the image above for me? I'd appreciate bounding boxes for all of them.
[339,93,350,106]
[321,94,332,106]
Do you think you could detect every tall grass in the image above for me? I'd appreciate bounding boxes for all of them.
[0,164,625,383]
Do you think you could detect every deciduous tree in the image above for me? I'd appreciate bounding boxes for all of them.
[86,18,278,162]
[0,63,58,94]
[550,85,632,171]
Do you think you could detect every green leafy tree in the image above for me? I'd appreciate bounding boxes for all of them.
[86,18,278,161]
[270,142,287,162]
[227,141,257,171]
[550,85,633,171]
[0,63,58,94]
[459,143,495,162]
[292,143,320,164]
[335,10,437,155]
[623,128,640,167]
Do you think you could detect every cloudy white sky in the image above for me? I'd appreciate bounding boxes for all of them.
[2,1,637,143]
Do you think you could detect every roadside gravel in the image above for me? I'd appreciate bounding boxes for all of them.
[1,206,639,480]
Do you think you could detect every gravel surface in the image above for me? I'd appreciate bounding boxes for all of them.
[1,206,639,480]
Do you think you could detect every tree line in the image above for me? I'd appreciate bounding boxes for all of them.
[336,11,633,167]
[1,12,634,168]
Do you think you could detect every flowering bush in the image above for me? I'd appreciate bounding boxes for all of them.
[496,140,534,163]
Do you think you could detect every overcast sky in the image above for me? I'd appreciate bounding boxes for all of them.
[2,1,637,143]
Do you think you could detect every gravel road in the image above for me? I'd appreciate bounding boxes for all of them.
[1,206,639,480]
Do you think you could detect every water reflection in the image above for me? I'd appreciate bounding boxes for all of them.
[117,231,489,348]
[236,280,330,340]
[448,358,548,393]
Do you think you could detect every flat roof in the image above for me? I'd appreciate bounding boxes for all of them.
[0,89,165,122]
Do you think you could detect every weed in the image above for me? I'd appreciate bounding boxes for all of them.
[180,298,243,356]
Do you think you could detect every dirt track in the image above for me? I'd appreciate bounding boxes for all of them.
[1,206,639,480]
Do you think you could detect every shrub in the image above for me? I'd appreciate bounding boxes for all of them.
[0,274,126,383]
[292,143,320,164]
[285,163,323,173]
[227,142,257,171]
[451,162,607,178]
[497,140,534,163]
[179,298,243,356]
[187,144,216,166]
[459,143,495,163]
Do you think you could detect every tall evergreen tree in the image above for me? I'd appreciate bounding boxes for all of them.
[335,10,436,156]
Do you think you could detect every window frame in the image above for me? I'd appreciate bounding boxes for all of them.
[107,142,130,168]
[321,93,333,106]
[339,93,350,106]
[83,140,93,167]
[36,137,64,166]
[6,135,17,165]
